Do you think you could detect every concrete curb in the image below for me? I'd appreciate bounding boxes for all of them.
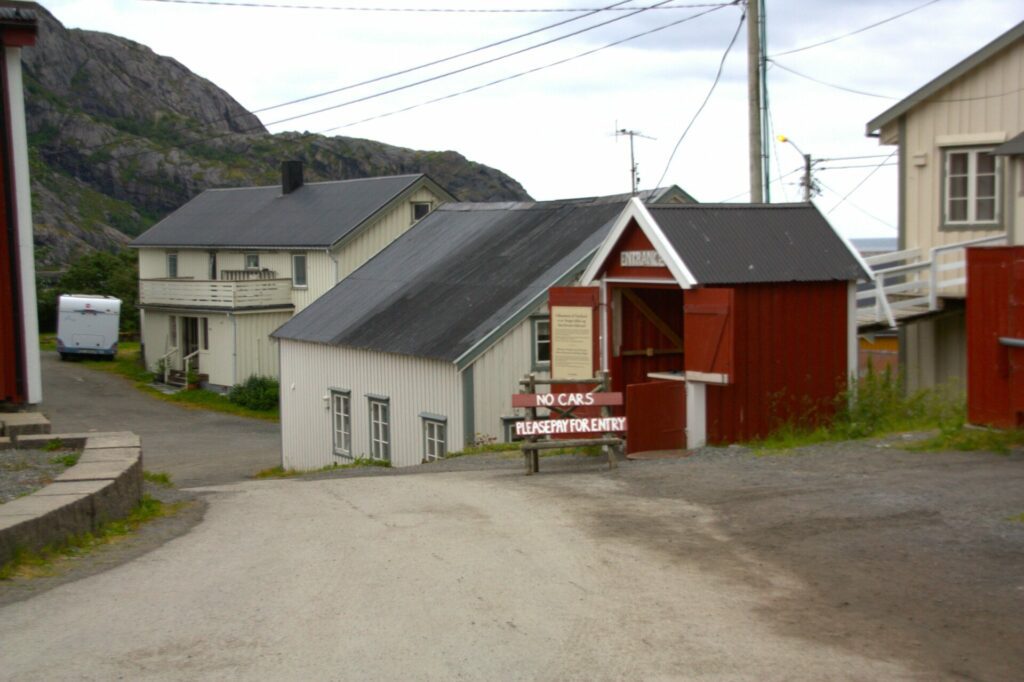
[0,432,143,566]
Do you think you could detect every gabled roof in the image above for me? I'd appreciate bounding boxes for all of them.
[272,197,627,366]
[866,20,1024,136]
[582,199,870,286]
[130,174,454,249]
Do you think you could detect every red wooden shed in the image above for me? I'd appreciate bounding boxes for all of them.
[966,246,1024,429]
[550,198,869,452]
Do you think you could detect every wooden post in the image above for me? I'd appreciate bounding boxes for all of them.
[599,370,618,470]
[523,373,538,475]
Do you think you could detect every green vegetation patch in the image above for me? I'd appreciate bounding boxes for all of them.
[0,495,182,580]
[907,426,1024,455]
[228,376,279,412]
[254,458,391,479]
[143,471,174,488]
[752,365,965,453]
[49,451,80,467]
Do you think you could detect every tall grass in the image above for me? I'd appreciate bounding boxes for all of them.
[754,363,964,450]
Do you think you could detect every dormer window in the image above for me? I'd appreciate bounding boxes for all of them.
[411,202,432,223]
[245,253,260,269]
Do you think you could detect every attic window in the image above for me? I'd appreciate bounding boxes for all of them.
[245,254,260,269]
[412,202,432,222]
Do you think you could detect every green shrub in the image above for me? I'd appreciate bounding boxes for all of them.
[228,375,279,411]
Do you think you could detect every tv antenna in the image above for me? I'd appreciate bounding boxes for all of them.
[615,126,656,196]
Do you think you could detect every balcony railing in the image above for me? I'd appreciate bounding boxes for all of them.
[140,277,294,310]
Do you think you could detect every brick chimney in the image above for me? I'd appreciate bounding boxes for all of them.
[281,160,303,194]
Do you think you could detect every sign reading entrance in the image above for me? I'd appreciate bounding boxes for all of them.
[515,416,627,437]
[512,392,623,408]
[551,306,593,380]
[620,250,665,268]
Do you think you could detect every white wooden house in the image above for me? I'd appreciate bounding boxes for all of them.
[865,20,1023,390]
[130,163,454,388]
[273,196,639,469]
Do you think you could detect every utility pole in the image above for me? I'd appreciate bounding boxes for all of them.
[777,134,817,202]
[757,0,770,203]
[616,128,655,196]
[746,0,763,203]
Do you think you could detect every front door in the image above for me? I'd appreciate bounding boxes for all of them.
[182,317,200,357]
[613,287,685,392]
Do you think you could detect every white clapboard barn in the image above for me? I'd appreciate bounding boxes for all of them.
[863,20,1024,390]
[272,195,650,469]
[130,163,454,388]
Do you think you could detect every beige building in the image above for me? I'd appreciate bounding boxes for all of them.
[130,164,454,388]
[866,20,1023,390]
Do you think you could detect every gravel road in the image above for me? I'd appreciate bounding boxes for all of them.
[0,439,1021,680]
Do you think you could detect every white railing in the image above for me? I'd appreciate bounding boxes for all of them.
[858,233,1006,328]
[160,347,179,384]
[183,349,201,383]
[140,278,293,310]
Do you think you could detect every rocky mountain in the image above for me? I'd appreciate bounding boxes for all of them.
[23,6,531,270]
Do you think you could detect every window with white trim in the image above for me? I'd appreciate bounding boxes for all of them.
[167,252,178,278]
[332,390,352,458]
[502,416,524,443]
[369,397,391,462]
[292,253,307,288]
[944,147,999,226]
[245,253,260,269]
[532,317,551,369]
[422,417,447,462]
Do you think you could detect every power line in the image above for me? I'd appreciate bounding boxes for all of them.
[654,8,744,190]
[140,0,733,11]
[770,0,942,57]
[826,149,897,216]
[817,154,894,162]
[714,165,803,203]
[323,3,734,134]
[64,0,672,156]
[769,60,897,99]
[818,162,898,171]
[816,178,896,230]
[252,0,634,114]
[261,0,685,130]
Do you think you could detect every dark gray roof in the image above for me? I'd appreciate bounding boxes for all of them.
[994,131,1024,156]
[867,20,1024,135]
[650,203,868,283]
[131,174,446,249]
[272,198,626,362]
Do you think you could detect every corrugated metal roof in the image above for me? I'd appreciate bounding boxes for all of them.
[131,174,439,249]
[650,203,868,283]
[993,131,1024,156]
[272,198,625,361]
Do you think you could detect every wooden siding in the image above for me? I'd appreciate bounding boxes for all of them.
[141,310,237,386]
[897,39,1022,258]
[335,187,441,281]
[470,310,551,443]
[280,340,463,469]
[140,278,292,309]
[235,311,291,383]
[901,310,967,392]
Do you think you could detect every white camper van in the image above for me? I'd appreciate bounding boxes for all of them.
[56,294,121,360]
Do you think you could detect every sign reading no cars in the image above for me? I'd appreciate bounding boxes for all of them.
[515,416,627,437]
[511,392,623,408]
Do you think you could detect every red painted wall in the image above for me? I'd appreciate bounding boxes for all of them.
[603,219,675,280]
[967,247,1024,428]
[704,281,849,444]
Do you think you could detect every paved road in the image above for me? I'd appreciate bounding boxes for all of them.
[37,351,279,487]
[0,469,913,681]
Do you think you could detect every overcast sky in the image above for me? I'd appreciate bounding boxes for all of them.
[36,0,1024,239]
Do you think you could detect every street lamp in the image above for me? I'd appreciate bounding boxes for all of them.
[777,134,816,202]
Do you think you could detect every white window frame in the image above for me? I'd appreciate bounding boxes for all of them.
[292,253,307,288]
[943,147,1000,228]
[167,252,178,278]
[531,316,551,370]
[208,252,217,280]
[331,390,352,458]
[421,416,447,462]
[245,253,260,270]
[368,396,391,462]
[411,201,432,223]
[502,416,525,443]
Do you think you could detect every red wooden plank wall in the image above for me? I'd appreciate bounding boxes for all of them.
[705,281,848,444]
[967,247,1023,428]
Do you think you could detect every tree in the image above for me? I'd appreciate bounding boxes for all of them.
[38,250,139,333]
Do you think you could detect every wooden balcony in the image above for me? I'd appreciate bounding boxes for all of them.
[139,277,294,310]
